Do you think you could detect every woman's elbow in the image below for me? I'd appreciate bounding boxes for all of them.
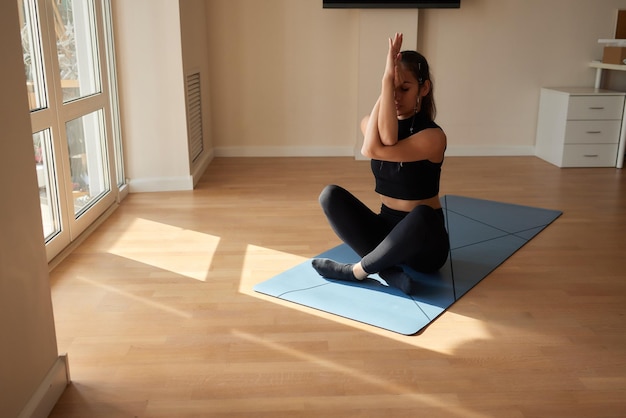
[360,143,379,159]
[360,143,372,159]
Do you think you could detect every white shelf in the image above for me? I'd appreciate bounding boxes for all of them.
[598,39,626,47]
[590,60,626,72]
[545,86,625,95]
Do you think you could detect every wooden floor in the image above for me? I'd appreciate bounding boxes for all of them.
[49,157,626,417]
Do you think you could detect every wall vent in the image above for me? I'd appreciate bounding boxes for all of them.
[185,72,204,162]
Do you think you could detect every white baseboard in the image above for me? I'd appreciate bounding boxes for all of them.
[214,146,355,157]
[128,175,194,193]
[18,354,70,418]
[213,145,535,158]
[127,149,214,193]
[445,145,536,157]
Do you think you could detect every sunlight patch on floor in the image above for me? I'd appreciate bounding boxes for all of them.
[403,311,493,355]
[105,217,221,282]
[76,275,193,319]
[238,244,308,292]
[232,329,490,418]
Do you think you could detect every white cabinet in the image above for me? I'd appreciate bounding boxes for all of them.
[535,87,625,167]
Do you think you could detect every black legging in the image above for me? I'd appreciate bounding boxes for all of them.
[319,184,450,274]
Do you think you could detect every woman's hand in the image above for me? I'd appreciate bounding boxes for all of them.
[376,33,403,146]
[384,32,403,86]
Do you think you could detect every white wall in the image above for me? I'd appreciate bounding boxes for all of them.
[179,0,215,185]
[0,1,64,416]
[205,0,626,157]
[112,0,193,192]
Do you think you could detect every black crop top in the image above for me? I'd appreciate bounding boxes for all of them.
[371,112,443,200]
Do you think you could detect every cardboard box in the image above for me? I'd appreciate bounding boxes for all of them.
[603,46,626,65]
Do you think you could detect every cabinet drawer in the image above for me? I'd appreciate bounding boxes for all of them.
[567,95,625,120]
[562,144,618,167]
[564,120,621,144]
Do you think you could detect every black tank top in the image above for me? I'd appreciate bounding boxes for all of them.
[371,112,443,200]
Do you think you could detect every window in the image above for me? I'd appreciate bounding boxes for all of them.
[18,0,124,261]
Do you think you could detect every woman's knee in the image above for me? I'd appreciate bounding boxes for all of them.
[406,204,446,230]
[319,184,348,209]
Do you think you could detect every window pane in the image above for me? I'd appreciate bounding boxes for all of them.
[19,0,47,111]
[34,129,61,241]
[66,110,109,216]
[55,0,101,102]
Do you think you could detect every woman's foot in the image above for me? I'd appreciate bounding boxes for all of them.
[311,258,360,281]
[379,267,417,295]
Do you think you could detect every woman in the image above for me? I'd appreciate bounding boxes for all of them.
[311,33,449,295]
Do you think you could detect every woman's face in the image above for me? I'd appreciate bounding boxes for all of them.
[394,65,422,120]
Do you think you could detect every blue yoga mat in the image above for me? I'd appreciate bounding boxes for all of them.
[253,195,562,335]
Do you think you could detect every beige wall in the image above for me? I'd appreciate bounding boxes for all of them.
[420,0,626,155]
[206,0,361,156]
[112,0,626,191]
[0,1,60,416]
[205,0,626,157]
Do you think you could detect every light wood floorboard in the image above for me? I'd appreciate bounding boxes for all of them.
[49,157,626,417]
